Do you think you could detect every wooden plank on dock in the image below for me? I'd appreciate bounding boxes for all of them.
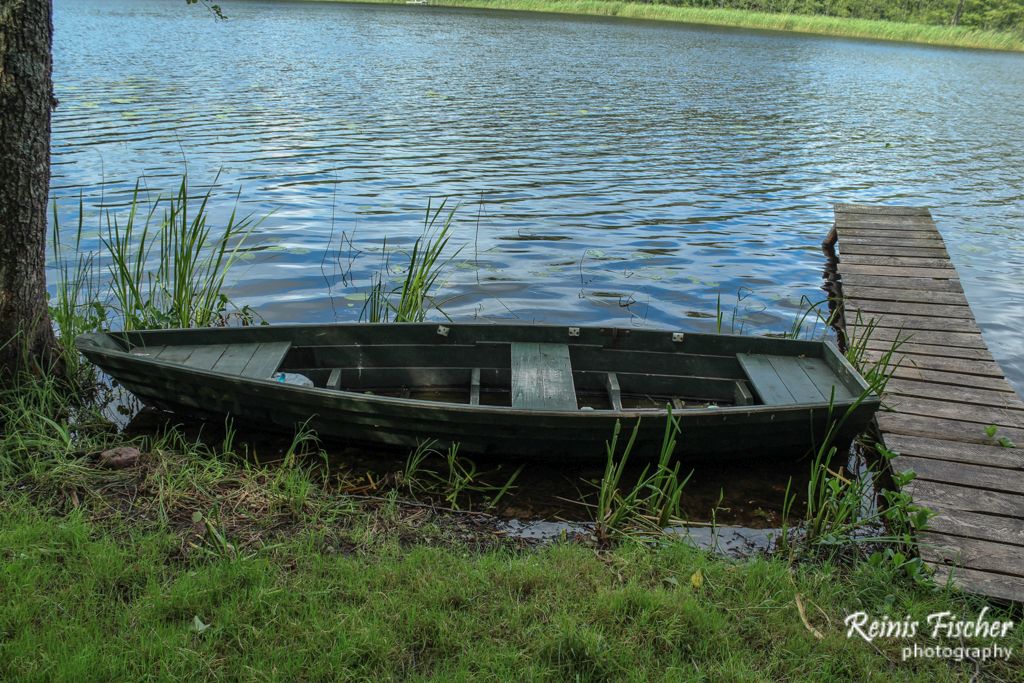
[933,566,1024,604]
[834,203,930,216]
[831,203,1024,603]
[925,509,1024,547]
[848,312,981,332]
[877,413,1024,445]
[845,299,973,319]
[839,273,965,292]
[844,286,970,306]
[863,340,995,361]
[885,434,1024,469]
[885,364,1015,391]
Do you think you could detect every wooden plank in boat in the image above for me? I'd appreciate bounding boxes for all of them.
[511,343,577,411]
[738,354,856,405]
[795,356,856,401]
[129,345,166,358]
[732,380,753,406]
[768,355,827,402]
[212,344,261,376]
[604,372,623,411]
[470,368,481,406]
[241,342,292,379]
[156,345,196,364]
[737,354,794,404]
[181,344,228,370]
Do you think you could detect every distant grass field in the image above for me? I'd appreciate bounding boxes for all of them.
[311,0,1024,51]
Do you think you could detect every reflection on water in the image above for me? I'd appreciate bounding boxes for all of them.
[51,0,1024,392]
[500,520,777,556]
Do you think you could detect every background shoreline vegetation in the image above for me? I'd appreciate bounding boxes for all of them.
[2,180,1019,678]
[308,0,1024,51]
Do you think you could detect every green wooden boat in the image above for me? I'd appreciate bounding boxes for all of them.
[76,323,880,460]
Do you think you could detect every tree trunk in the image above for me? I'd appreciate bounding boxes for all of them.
[951,0,965,25]
[0,0,57,380]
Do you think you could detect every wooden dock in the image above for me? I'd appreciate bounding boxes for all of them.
[826,203,1024,603]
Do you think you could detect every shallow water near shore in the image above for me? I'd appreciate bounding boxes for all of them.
[123,402,858,534]
[50,0,1024,393]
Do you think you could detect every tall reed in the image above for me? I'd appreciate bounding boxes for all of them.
[776,327,932,582]
[362,199,459,323]
[48,199,104,373]
[103,178,259,330]
[48,176,260,357]
[593,408,691,542]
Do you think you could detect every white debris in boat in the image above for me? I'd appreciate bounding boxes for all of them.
[273,372,314,387]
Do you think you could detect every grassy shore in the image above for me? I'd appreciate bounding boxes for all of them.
[0,361,1019,680]
[0,510,1014,681]
[10,181,1019,679]
[309,0,1024,52]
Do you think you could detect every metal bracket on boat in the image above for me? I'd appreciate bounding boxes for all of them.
[568,327,580,337]
[672,332,685,343]
[437,325,450,337]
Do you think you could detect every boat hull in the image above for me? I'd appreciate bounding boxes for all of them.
[77,323,880,462]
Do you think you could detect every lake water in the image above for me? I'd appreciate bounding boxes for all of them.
[52,0,1024,392]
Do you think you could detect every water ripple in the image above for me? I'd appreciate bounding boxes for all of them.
[51,0,1024,391]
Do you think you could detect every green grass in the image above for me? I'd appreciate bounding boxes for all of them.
[1,498,1021,681]
[28,180,1022,680]
[309,0,1024,51]
[1,368,1021,681]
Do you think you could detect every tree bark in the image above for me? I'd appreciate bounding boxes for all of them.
[951,0,966,25]
[0,0,57,379]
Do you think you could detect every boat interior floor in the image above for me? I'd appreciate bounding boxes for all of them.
[128,338,854,412]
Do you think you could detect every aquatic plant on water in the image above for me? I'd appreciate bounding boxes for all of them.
[48,176,261,356]
[592,407,691,542]
[362,199,460,323]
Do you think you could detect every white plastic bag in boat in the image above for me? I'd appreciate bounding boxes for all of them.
[272,372,314,387]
